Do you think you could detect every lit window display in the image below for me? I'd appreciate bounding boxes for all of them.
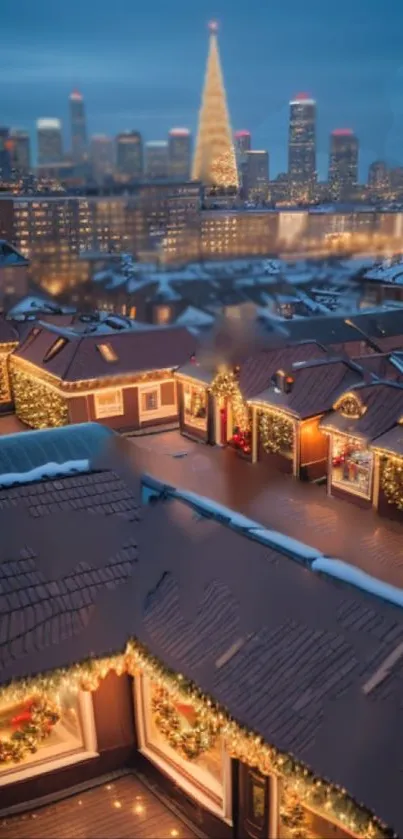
[279,785,358,839]
[331,435,373,498]
[139,678,224,810]
[0,687,94,782]
[94,388,123,419]
[183,382,207,430]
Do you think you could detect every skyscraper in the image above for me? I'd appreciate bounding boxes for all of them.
[168,128,191,180]
[116,131,143,181]
[37,119,63,165]
[288,93,316,203]
[9,129,31,174]
[89,135,115,184]
[0,128,12,182]
[69,90,87,164]
[243,151,269,201]
[192,21,238,189]
[328,129,358,200]
[234,130,251,189]
[368,160,390,198]
[145,141,169,179]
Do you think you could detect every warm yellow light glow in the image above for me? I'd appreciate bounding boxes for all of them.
[134,803,145,815]
[170,830,179,837]
[113,800,122,809]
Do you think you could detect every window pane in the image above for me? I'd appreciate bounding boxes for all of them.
[141,390,158,411]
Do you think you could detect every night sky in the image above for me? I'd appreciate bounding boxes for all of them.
[1,0,402,179]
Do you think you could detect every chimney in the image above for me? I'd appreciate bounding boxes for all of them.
[273,369,294,394]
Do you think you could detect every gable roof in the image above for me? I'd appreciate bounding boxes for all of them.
[14,323,197,382]
[1,445,403,833]
[0,423,114,479]
[321,381,403,442]
[248,358,363,419]
[238,341,329,399]
[0,316,18,345]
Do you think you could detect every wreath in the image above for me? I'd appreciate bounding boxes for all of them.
[0,695,60,764]
[259,411,293,455]
[151,687,220,761]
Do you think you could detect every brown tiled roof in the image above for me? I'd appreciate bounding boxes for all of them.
[0,316,18,345]
[2,450,403,833]
[238,341,328,399]
[14,324,197,381]
[249,359,362,419]
[0,468,140,684]
[352,353,403,380]
[136,497,403,836]
[321,381,403,441]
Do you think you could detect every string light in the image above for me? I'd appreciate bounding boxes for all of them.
[259,409,294,455]
[11,368,68,429]
[0,642,393,839]
[210,370,249,433]
[380,456,403,510]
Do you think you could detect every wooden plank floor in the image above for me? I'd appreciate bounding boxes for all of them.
[0,775,198,839]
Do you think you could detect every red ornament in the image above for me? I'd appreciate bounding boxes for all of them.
[11,711,32,727]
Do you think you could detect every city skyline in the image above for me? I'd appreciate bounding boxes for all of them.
[1,0,402,180]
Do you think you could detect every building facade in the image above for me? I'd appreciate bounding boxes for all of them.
[168,128,191,180]
[69,90,87,165]
[328,129,359,201]
[89,135,115,184]
[145,141,169,180]
[243,151,269,201]
[288,93,317,203]
[9,129,31,175]
[37,118,63,165]
[116,131,143,182]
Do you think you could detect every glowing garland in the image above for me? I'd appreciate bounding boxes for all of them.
[151,685,219,760]
[11,368,68,429]
[259,410,294,455]
[0,695,60,764]
[210,370,250,433]
[280,789,310,839]
[0,356,11,404]
[0,640,392,839]
[381,458,403,511]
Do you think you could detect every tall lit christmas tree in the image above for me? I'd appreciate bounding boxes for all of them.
[192,21,239,190]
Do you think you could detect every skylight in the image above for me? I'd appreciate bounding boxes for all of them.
[97,343,118,362]
[43,337,68,363]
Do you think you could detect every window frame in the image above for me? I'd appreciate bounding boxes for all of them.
[134,675,232,822]
[0,691,97,787]
[330,433,374,500]
[94,387,124,419]
[138,380,176,421]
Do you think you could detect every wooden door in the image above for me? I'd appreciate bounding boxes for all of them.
[238,764,270,839]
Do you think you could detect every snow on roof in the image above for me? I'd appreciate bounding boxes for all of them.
[175,306,215,327]
[364,259,403,285]
[8,296,62,316]
[0,460,90,489]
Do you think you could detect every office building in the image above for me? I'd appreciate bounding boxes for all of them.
[368,161,390,198]
[192,22,238,189]
[328,129,359,200]
[145,141,169,180]
[89,135,115,184]
[116,131,143,181]
[243,151,269,201]
[69,90,87,164]
[9,129,31,174]
[37,119,63,165]
[168,128,191,180]
[288,93,317,203]
[0,128,12,182]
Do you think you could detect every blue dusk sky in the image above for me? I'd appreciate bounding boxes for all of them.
[1,0,402,179]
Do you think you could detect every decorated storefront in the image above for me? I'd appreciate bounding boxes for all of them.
[370,426,403,523]
[0,642,391,839]
[210,368,252,455]
[331,435,374,499]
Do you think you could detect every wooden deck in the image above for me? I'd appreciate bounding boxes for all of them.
[0,775,199,839]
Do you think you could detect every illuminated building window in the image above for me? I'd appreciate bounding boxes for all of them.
[97,343,118,363]
[43,337,68,363]
[129,306,137,319]
[156,305,171,325]
[139,381,176,419]
[0,689,96,784]
[94,388,124,419]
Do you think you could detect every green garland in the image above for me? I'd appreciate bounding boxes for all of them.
[259,410,294,455]
[151,686,219,761]
[381,458,403,511]
[0,696,60,764]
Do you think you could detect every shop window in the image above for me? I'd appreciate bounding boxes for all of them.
[331,434,373,498]
[139,381,176,419]
[156,305,171,325]
[136,677,228,817]
[94,387,124,419]
[0,688,96,784]
[183,382,207,429]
